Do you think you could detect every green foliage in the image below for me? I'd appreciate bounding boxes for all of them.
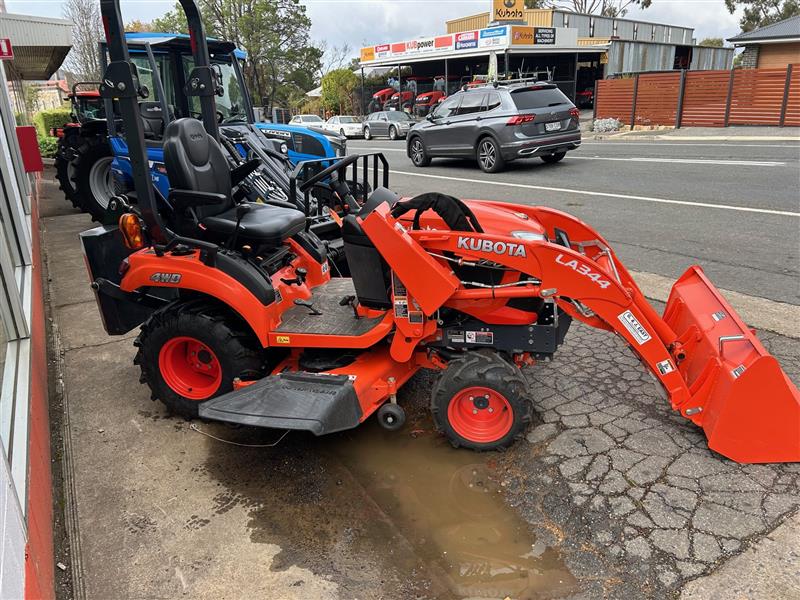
[699,38,725,47]
[724,0,800,32]
[32,109,73,139]
[152,0,322,111]
[37,134,59,159]
[321,68,358,113]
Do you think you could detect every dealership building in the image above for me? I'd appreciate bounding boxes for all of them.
[358,7,734,103]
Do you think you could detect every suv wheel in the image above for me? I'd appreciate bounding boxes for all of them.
[477,137,505,173]
[364,127,372,140]
[388,126,398,140]
[409,137,431,167]
[541,151,567,164]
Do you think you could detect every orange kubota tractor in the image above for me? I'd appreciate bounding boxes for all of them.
[82,0,799,463]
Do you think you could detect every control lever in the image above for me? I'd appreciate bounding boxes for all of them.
[228,203,251,249]
[293,299,321,316]
[281,267,307,286]
[339,295,360,319]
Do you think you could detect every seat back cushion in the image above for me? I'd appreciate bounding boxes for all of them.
[163,118,232,219]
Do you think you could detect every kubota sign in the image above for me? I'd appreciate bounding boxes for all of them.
[492,0,524,22]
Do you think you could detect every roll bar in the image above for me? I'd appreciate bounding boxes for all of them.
[178,0,220,141]
[99,0,166,243]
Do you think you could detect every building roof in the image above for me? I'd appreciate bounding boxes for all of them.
[0,12,73,80]
[727,15,800,43]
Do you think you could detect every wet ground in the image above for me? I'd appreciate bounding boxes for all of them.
[40,173,800,599]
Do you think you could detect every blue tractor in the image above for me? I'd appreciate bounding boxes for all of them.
[55,31,344,222]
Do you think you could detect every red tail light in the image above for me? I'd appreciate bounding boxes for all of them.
[507,114,535,126]
[569,107,580,118]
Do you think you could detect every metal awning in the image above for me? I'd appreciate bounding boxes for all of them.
[0,13,72,80]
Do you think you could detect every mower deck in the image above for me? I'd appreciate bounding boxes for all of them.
[276,278,385,336]
[199,372,362,435]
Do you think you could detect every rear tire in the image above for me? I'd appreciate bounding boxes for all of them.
[134,300,266,419]
[72,135,116,222]
[364,127,372,140]
[541,151,567,164]
[389,126,398,141]
[55,133,82,208]
[431,351,531,451]
[477,137,505,173]
[408,136,431,167]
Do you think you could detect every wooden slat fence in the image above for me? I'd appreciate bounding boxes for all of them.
[594,64,800,128]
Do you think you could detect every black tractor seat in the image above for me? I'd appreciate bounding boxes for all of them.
[163,117,305,248]
[202,205,304,247]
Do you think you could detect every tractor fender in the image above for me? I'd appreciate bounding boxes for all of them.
[119,249,272,347]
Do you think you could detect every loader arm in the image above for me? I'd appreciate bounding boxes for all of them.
[406,205,799,464]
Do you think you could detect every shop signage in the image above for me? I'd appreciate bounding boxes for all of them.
[455,31,479,50]
[479,26,507,48]
[375,43,391,58]
[534,27,556,44]
[492,0,524,22]
[510,26,534,46]
[0,39,13,61]
[360,46,375,62]
[435,35,453,49]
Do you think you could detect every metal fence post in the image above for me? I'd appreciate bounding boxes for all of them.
[723,67,735,127]
[779,63,793,127]
[675,69,687,129]
[629,74,639,128]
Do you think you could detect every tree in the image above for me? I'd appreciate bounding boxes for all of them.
[62,0,103,80]
[321,68,358,114]
[698,37,725,47]
[541,0,652,17]
[126,20,157,32]
[152,1,322,112]
[318,42,354,79]
[724,0,800,32]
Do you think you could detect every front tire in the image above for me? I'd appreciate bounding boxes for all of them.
[409,136,431,167]
[431,351,531,451]
[72,135,116,222]
[388,126,398,140]
[541,151,567,164]
[364,127,372,140]
[134,300,265,418]
[477,137,506,173]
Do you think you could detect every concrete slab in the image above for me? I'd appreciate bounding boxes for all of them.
[54,301,137,351]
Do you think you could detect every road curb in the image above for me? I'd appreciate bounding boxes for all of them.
[587,133,800,142]
[633,270,800,339]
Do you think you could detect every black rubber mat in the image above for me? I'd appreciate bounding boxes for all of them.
[199,372,361,435]
[276,278,385,336]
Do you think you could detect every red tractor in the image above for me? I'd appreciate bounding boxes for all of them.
[53,82,110,209]
[368,88,395,113]
[82,0,800,464]
[414,90,446,117]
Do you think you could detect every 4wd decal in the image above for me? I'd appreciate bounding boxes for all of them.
[457,236,527,257]
[555,254,611,289]
[149,272,181,284]
[618,310,652,345]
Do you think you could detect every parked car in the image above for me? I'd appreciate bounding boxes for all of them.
[363,111,415,140]
[414,90,446,117]
[323,115,363,138]
[406,82,581,173]
[289,114,325,127]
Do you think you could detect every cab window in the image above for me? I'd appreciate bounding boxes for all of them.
[456,92,485,116]
[432,95,461,119]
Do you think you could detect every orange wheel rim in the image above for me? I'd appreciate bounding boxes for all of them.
[158,336,222,400]
[447,386,513,443]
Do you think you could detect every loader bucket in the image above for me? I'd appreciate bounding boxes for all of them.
[663,266,800,463]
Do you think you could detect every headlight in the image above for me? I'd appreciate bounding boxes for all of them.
[511,231,546,241]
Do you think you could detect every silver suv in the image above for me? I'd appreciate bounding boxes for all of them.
[406,82,581,173]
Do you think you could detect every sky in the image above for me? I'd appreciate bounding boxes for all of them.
[5,0,744,55]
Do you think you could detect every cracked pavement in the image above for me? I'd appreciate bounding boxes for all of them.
[499,319,800,598]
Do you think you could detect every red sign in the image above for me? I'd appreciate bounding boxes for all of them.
[435,35,453,48]
[0,38,13,60]
[391,42,405,53]
[375,44,390,53]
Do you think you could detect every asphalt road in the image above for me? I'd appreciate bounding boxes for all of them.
[348,137,800,305]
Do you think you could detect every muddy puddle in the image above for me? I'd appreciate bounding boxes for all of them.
[327,419,576,600]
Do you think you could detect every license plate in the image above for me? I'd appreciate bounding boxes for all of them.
[545,121,562,132]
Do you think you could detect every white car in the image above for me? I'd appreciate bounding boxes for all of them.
[323,115,363,138]
[288,114,325,128]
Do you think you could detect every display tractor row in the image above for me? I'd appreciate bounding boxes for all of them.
[81,0,799,464]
